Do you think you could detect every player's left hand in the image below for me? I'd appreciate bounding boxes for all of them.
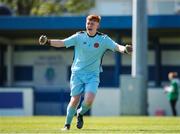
[124,44,132,54]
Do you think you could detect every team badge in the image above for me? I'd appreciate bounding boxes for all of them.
[94,43,99,48]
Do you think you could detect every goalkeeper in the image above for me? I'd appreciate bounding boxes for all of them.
[39,14,132,131]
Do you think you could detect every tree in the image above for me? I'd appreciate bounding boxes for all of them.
[65,0,94,14]
[0,0,94,16]
[0,0,36,15]
[31,0,64,16]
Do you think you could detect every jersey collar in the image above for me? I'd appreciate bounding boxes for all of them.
[86,32,97,38]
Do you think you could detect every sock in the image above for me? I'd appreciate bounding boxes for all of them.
[78,101,91,115]
[65,105,76,125]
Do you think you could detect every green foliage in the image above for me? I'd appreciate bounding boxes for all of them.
[65,0,95,14]
[0,0,36,15]
[0,0,94,16]
[30,0,64,16]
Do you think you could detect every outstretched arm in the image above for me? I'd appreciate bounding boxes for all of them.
[39,35,65,47]
[115,44,132,54]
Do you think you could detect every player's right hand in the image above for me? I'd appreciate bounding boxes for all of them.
[39,35,49,45]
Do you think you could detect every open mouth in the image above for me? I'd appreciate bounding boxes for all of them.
[88,28,92,31]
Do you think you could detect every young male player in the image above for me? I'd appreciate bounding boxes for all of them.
[39,15,132,130]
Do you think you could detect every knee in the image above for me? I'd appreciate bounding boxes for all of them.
[69,96,80,107]
[84,98,94,107]
[84,92,95,106]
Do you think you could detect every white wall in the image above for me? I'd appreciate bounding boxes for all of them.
[148,88,173,116]
[8,48,180,68]
[92,88,180,116]
[0,88,34,116]
[148,0,180,15]
[4,51,74,87]
[91,0,132,16]
[162,51,180,65]
[4,46,180,87]
[92,88,120,116]
[90,0,180,15]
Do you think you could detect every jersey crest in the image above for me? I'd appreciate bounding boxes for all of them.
[94,43,99,48]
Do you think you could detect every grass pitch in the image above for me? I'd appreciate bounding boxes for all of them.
[0,116,180,133]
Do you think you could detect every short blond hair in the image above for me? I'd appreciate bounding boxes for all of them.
[86,15,101,23]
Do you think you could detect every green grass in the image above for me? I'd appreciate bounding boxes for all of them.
[0,116,180,133]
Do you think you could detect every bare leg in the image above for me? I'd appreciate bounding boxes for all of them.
[76,92,95,129]
[65,95,81,125]
[78,92,95,115]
